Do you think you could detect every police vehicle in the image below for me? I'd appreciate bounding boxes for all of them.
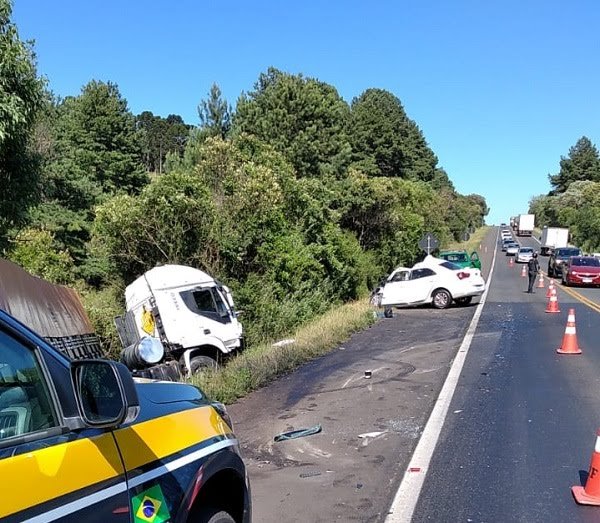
[0,308,251,523]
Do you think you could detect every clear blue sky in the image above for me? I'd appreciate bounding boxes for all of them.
[13,0,600,225]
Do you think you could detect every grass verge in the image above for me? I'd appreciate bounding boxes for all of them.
[190,298,375,404]
[443,226,491,253]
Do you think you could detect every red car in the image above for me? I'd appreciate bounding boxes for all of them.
[562,256,600,286]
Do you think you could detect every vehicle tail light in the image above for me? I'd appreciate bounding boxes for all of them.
[457,272,470,280]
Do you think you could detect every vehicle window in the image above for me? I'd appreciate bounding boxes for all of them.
[558,248,581,257]
[440,261,461,270]
[410,268,436,280]
[391,270,410,282]
[212,289,230,316]
[192,289,217,313]
[0,330,58,441]
[573,257,600,267]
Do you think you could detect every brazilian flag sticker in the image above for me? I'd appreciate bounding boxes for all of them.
[132,484,171,523]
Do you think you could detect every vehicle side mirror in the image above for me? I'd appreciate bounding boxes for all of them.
[71,360,140,428]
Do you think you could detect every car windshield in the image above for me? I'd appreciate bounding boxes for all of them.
[572,257,600,267]
[519,248,533,253]
[558,248,581,258]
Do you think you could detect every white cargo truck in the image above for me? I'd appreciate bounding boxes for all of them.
[517,214,535,236]
[115,264,244,378]
[540,227,569,256]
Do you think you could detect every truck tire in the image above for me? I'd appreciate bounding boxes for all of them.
[384,307,393,318]
[194,507,235,523]
[190,355,218,374]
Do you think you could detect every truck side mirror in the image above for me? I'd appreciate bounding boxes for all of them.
[71,360,140,428]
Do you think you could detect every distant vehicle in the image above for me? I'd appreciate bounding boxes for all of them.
[439,250,482,270]
[548,247,583,277]
[540,227,569,256]
[500,222,507,227]
[516,247,534,263]
[378,255,485,313]
[517,214,535,237]
[506,242,520,256]
[562,256,600,287]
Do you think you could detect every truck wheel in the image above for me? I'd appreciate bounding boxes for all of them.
[190,355,218,374]
[383,307,393,318]
[194,507,235,523]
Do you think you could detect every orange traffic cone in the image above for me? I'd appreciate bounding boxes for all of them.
[509,257,514,267]
[521,265,527,278]
[557,308,581,354]
[537,273,545,288]
[545,292,560,313]
[546,279,555,298]
[572,430,600,505]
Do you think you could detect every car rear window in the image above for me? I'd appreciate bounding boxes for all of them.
[440,261,461,270]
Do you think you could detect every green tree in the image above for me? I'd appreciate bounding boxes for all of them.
[549,136,600,194]
[0,0,45,249]
[198,83,231,139]
[32,80,147,274]
[348,88,438,181]
[136,111,190,173]
[8,228,74,284]
[233,67,351,178]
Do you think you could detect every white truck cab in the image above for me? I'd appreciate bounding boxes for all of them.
[116,265,244,377]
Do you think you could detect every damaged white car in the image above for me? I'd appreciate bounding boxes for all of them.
[375,255,486,316]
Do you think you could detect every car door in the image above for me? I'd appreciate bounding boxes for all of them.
[406,268,438,302]
[470,252,481,269]
[381,269,411,305]
[0,321,130,523]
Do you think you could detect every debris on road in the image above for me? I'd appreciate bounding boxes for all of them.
[272,338,296,348]
[274,424,322,442]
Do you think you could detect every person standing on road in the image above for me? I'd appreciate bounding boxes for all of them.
[527,252,540,293]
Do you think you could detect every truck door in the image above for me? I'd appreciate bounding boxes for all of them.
[189,287,242,349]
[0,324,130,523]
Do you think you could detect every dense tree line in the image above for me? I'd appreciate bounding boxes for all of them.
[529,136,600,253]
[0,3,487,350]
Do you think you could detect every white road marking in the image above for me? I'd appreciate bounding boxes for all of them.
[385,230,499,522]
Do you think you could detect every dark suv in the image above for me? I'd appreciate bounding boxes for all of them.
[548,247,582,277]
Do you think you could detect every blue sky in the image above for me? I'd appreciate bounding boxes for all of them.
[13,0,600,224]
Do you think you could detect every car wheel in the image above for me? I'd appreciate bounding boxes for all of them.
[194,507,236,523]
[432,289,452,309]
[548,266,553,278]
[190,355,218,375]
[384,307,393,318]
[455,296,473,306]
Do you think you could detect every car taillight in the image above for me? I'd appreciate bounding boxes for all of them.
[457,271,470,280]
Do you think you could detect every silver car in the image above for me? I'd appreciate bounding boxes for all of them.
[516,247,534,263]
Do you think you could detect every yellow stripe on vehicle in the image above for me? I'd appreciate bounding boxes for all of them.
[0,433,124,519]
[114,405,231,472]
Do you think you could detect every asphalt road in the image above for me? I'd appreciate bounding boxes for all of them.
[227,232,498,522]
[412,232,600,522]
